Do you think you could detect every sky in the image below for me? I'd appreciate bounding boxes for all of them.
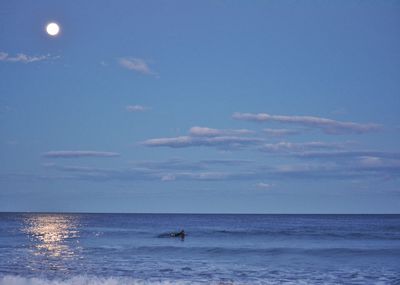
[1,0,400,213]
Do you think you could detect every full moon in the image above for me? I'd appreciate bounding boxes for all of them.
[46,22,60,36]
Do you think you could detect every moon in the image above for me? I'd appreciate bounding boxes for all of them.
[46,22,60,36]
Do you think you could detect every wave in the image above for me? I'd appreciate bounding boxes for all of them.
[1,273,399,285]
[203,246,400,257]
[0,275,205,285]
[86,245,400,257]
[190,229,400,240]
[72,227,400,241]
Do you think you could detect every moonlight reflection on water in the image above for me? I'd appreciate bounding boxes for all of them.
[23,214,81,259]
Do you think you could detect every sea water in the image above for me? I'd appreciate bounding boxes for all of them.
[0,213,399,284]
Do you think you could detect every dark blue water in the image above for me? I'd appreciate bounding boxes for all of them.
[0,213,399,284]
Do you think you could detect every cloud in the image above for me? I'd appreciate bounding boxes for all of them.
[232,112,381,134]
[355,157,400,173]
[118,57,155,75]
[43,163,159,181]
[199,159,253,166]
[126,105,149,112]
[130,158,253,173]
[129,158,256,183]
[0,51,58,63]
[142,135,262,149]
[275,157,400,180]
[294,150,400,176]
[158,171,237,181]
[142,128,351,153]
[131,158,206,171]
[42,151,120,158]
[260,141,346,153]
[268,163,358,180]
[189,126,254,137]
[263,128,300,137]
[37,161,399,183]
[142,136,191,148]
[141,126,260,149]
[39,150,400,184]
[161,174,176,181]
[256,182,273,189]
[178,171,232,181]
[295,150,400,160]
[44,162,238,182]
[0,172,74,183]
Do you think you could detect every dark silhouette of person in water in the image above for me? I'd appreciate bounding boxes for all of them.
[171,230,185,240]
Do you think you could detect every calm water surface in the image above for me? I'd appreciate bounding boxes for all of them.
[0,213,399,284]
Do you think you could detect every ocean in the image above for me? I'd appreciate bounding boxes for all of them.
[0,213,399,284]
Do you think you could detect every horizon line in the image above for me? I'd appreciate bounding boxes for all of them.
[0,211,399,215]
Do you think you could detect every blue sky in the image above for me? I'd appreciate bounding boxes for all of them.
[1,0,400,213]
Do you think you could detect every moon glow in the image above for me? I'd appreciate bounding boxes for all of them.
[46,22,60,36]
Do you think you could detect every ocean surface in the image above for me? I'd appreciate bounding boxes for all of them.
[0,213,399,284]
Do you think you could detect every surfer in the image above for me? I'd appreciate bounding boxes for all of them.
[170,230,185,240]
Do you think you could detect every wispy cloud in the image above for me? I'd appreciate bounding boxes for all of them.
[0,51,58,63]
[256,182,273,189]
[42,151,120,158]
[44,162,396,183]
[295,150,400,160]
[130,158,252,171]
[353,155,400,169]
[44,163,235,182]
[43,163,156,181]
[268,163,355,180]
[161,174,176,181]
[260,141,346,153]
[0,172,74,183]
[118,57,155,75]
[189,126,254,137]
[141,126,260,149]
[126,105,150,112]
[142,135,262,149]
[199,159,253,166]
[233,112,381,134]
[263,128,300,137]
[286,150,400,180]
[273,157,400,180]
[37,150,400,184]
[131,158,206,171]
